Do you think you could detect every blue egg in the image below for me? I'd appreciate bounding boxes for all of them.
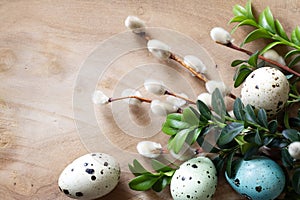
[225,156,285,200]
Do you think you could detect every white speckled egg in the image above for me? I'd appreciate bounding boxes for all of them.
[225,156,285,200]
[58,153,120,199]
[241,67,289,117]
[170,156,217,200]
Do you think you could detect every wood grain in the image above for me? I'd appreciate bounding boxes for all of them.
[0,1,299,199]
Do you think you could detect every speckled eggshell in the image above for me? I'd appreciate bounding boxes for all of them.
[241,67,289,117]
[225,156,285,200]
[170,156,217,200]
[58,153,120,199]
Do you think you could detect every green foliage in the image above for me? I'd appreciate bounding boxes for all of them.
[218,122,244,147]
[230,0,300,71]
[128,159,176,192]
[128,2,300,195]
[233,64,253,87]
[211,88,226,122]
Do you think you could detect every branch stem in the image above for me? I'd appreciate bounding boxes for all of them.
[165,90,196,105]
[109,96,152,103]
[225,42,300,77]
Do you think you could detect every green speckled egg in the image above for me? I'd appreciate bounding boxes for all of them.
[225,156,285,200]
[170,157,217,200]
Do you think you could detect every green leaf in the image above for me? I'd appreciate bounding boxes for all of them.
[218,122,244,146]
[211,88,226,122]
[281,148,294,169]
[231,19,258,34]
[242,29,271,46]
[291,26,300,46]
[165,119,190,130]
[166,113,182,121]
[162,124,178,136]
[190,127,202,144]
[245,0,255,19]
[248,51,259,67]
[292,168,300,194]
[170,128,192,154]
[232,4,247,16]
[234,66,252,87]
[129,159,149,176]
[260,41,283,55]
[285,49,300,59]
[182,108,200,126]
[268,120,278,134]
[257,109,268,128]
[151,159,174,173]
[288,55,300,68]
[226,151,235,178]
[275,19,289,40]
[197,100,212,120]
[284,110,291,129]
[244,104,257,124]
[258,7,276,33]
[229,15,248,23]
[244,145,259,160]
[233,98,245,120]
[152,176,170,192]
[213,156,225,175]
[240,142,254,154]
[282,129,300,142]
[231,59,246,67]
[189,106,201,120]
[244,132,256,143]
[164,170,175,177]
[129,174,159,191]
[254,129,263,145]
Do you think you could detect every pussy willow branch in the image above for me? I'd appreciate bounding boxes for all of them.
[109,96,152,103]
[140,33,209,83]
[222,42,300,77]
[139,33,237,99]
[109,95,183,113]
[165,90,196,105]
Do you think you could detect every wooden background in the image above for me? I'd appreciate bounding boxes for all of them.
[0,1,299,199]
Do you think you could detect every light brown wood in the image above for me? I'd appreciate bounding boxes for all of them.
[0,1,299,199]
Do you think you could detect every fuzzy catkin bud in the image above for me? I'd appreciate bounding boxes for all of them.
[210,27,233,44]
[150,100,178,116]
[288,141,300,160]
[147,39,171,60]
[166,93,188,107]
[144,79,166,95]
[183,55,207,75]
[124,16,146,34]
[197,93,212,108]
[205,80,230,96]
[92,90,109,105]
[263,49,286,66]
[136,141,162,158]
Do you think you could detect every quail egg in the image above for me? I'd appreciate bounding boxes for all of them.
[58,153,120,199]
[241,67,289,117]
[170,156,217,200]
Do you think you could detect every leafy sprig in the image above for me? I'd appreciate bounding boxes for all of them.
[161,88,300,196]
[229,0,300,87]
[128,159,177,192]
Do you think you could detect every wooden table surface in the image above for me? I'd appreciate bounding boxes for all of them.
[0,1,299,199]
